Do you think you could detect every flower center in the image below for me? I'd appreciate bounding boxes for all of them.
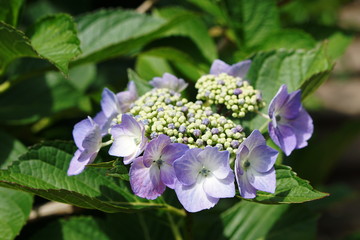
[275,115,281,122]
[154,158,164,168]
[133,137,141,145]
[242,160,251,170]
[199,167,211,177]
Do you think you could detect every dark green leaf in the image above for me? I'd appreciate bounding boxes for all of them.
[0,130,27,169]
[0,0,24,26]
[0,141,165,213]
[248,165,328,204]
[136,55,174,81]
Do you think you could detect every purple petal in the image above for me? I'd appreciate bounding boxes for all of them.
[203,173,235,198]
[117,81,138,113]
[290,107,313,149]
[247,167,276,194]
[249,145,278,173]
[173,148,203,186]
[175,177,219,212]
[81,123,101,153]
[120,114,142,136]
[93,111,112,136]
[235,164,257,199]
[279,90,302,119]
[268,85,289,118]
[227,60,251,78]
[242,130,266,152]
[143,134,171,167]
[101,88,121,118]
[236,145,249,176]
[197,147,231,179]
[130,157,165,200]
[73,117,95,150]
[108,135,138,158]
[160,163,177,189]
[210,59,230,75]
[161,143,189,165]
[275,124,297,156]
[150,73,188,92]
[67,150,96,176]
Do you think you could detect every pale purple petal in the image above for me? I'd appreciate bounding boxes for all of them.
[210,59,229,75]
[235,165,257,199]
[249,145,278,173]
[130,157,165,200]
[290,107,313,149]
[67,150,96,176]
[109,135,138,157]
[275,124,297,156]
[117,81,138,113]
[173,148,203,185]
[247,167,276,194]
[161,143,189,165]
[203,173,235,198]
[81,122,101,153]
[268,85,289,119]
[160,163,177,189]
[227,60,251,78]
[279,90,302,119]
[120,114,142,136]
[101,88,121,117]
[93,111,112,136]
[175,177,219,212]
[197,147,231,179]
[242,130,266,152]
[150,73,188,92]
[143,134,171,167]
[73,117,94,150]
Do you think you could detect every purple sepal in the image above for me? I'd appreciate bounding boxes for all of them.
[210,59,251,78]
[235,130,278,199]
[68,117,102,176]
[268,85,313,156]
[150,73,188,92]
[117,81,138,113]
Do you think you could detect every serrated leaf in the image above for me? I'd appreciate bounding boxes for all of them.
[248,165,328,204]
[0,22,39,75]
[31,14,81,75]
[0,0,24,26]
[0,187,34,240]
[243,44,332,130]
[0,141,165,213]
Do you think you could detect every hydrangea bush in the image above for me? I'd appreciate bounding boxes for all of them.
[0,0,354,239]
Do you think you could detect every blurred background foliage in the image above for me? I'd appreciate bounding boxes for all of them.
[0,0,359,239]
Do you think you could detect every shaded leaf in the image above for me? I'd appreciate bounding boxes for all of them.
[0,0,24,26]
[127,68,152,96]
[0,130,27,169]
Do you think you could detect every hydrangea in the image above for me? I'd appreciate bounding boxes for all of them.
[268,85,313,156]
[235,130,278,199]
[210,59,251,78]
[109,114,147,164]
[149,73,188,92]
[174,147,235,212]
[68,117,102,176]
[129,134,189,199]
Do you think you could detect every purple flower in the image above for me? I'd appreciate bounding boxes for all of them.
[150,73,188,92]
[210,59,251,78]
[235,130,278,199]
[109,114,148,165]
[268,85,313,156]
[129,134,189,200]
[68,117,102,176]
[174,147,235,212]
[94,82,138,135]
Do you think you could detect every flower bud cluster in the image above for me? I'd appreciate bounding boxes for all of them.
[128,88,245,154]
[195,73,265,117]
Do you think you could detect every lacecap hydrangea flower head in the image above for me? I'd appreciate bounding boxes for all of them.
[67,59,313,212]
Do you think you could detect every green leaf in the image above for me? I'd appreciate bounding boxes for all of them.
[154,7,217,62]
[30,14,81,75]
[248,165,328,204]
[0,141,164,213]
[0,0,24,26]
[127,68,152,96]
[74,8,168,64]
[0,187,34,240]
[326,31,353,60]
[136,55,174,81]
[186,0,226,24]
[243,44,332,130]
[0,22,39,75]
[212,201,318,240]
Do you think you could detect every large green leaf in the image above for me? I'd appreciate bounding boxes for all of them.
[0,187,34,240]
[248,165,328,204]
[127,69,152,96]
[210,201,318,240]
[30,14,81,75]
[0,130,27,169]
[242,44,332,130]
[0,14,80,75]
[0,141,165,213]
[0,0,24,26]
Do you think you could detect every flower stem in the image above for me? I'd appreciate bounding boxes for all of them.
[255,110,270,120]
[258,119,271,133]
[101,139,113,147]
